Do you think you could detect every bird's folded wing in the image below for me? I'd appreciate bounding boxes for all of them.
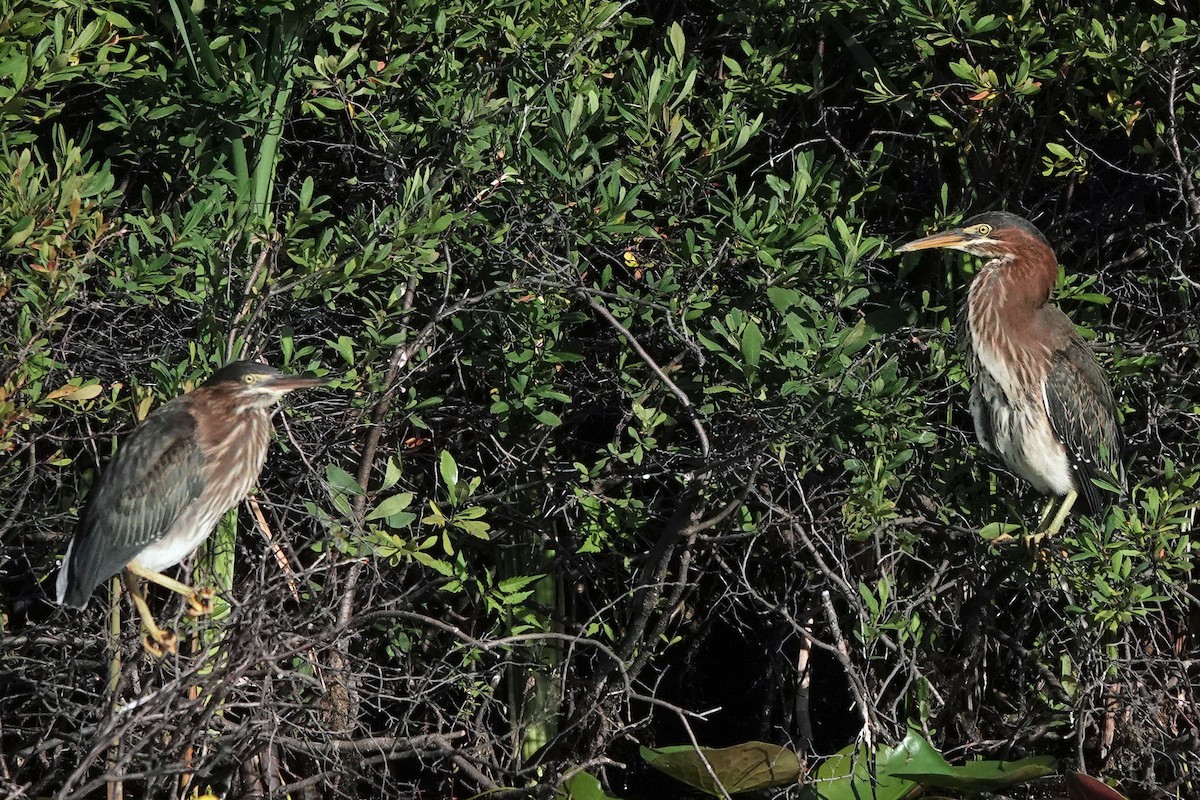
[66,400,207,600]
[1042,340,1125,513]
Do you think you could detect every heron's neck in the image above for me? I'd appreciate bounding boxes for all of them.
[968,254,1055,334]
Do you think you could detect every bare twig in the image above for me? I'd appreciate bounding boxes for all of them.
[583,294,711,461]
[247,492,300,603]
[821,590,876,745]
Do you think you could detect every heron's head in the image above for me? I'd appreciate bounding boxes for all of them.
[895,211,1054,264]
[206,361,325,408]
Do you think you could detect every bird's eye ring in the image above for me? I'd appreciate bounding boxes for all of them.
[974,223,993,236]
[243,374,257,385]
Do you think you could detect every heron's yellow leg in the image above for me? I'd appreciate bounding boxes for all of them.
[1035,497,1059,530]
[125,562,216,616]
[992,495,1066,546]
[122,571,178,657]
[1025,490,1079,546]
[1039,489,1078,539]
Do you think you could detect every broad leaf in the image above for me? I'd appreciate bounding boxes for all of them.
[641,741,802,795]
[893,755,1056,791]
[366,492,415,522]
[557,771,625,800]
[1067,772,1128,800]
[801,731,948,800]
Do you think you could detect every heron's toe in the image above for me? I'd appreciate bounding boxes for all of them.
[143,629,178,658]
[186,587,217,617]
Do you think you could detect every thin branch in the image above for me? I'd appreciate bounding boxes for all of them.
[583,294,711,461]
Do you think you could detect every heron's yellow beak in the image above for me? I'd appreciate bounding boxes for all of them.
[894,229,977,253]
[263,374,327,393]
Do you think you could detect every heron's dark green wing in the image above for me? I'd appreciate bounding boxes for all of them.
[1043,338,1124,513]
[62,398,206,606]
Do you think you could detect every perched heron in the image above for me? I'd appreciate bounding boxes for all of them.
[896,211,1124,537]
[56,361,324,655]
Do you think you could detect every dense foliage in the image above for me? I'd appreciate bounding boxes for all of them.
[2,0,1197,797]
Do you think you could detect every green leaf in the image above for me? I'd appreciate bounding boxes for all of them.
[326,465,365,497]
[979,522,1023,540]
[527,145,564,180]
[332,335,355,365]
[800,731,948,800]
[557,771,625,800]
[534,408,563,426]
[893,755,1056,791]
[455,505,487,520]
[423,501,447,527]
[668,22,685,62]
[454,519,491,539]
[381,458,402,491]
[409,548,454,577]
[766,286,801,312]
[299,175,314,208]
[1046,142,1073,160]
[839,286,869,308]
[5,216,35,248]
[641,741,802,795]
[366,492,415,521]
[439,450,459,494]
[949,59,976,81]
[741,320,764,372]
[838,318,874,358]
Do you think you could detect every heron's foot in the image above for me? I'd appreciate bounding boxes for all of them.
[185,587,217,618]
[988,530,1052,565]
[1025,530,1051,546]
[142,627,178,658]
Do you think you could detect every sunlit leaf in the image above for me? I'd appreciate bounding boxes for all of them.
[326,465,365,496]
[366,492,415,522]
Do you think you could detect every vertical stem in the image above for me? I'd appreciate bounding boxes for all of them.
[180,510,238,794]
[794,610,816,751]
[502,533,560,764]
[106,575,123,800]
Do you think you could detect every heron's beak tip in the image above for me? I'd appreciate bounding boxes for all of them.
[894,230,972,253]
[268,375,328,393]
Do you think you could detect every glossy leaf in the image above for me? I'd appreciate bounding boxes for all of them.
[893,755,1056,791]
[641,741,802,795]
[1067,772,1128,800]
[800,731,944,800]
[557,771,625,800]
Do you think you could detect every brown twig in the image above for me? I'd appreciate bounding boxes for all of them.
[248,492,300,603]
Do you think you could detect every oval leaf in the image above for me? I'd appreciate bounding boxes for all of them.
[439,450,459,493]
[366,491,415,522]
[326,465,365,496]
[800,730,947,800]
[893,755,1057,791]
[740,320,764,372]
[641,741,802,795]
[1067,772,1129,800]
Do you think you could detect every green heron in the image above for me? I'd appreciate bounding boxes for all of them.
[896,211,1124,537]
[56,361,324,655]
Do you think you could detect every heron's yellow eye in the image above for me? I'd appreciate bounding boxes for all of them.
[973,223,993,236]
[243,374,257,385]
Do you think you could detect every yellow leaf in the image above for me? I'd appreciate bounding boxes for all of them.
[71,383,103,401]
[44,384,79,401]
[136,394,154,421]
[46,382,103,402]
